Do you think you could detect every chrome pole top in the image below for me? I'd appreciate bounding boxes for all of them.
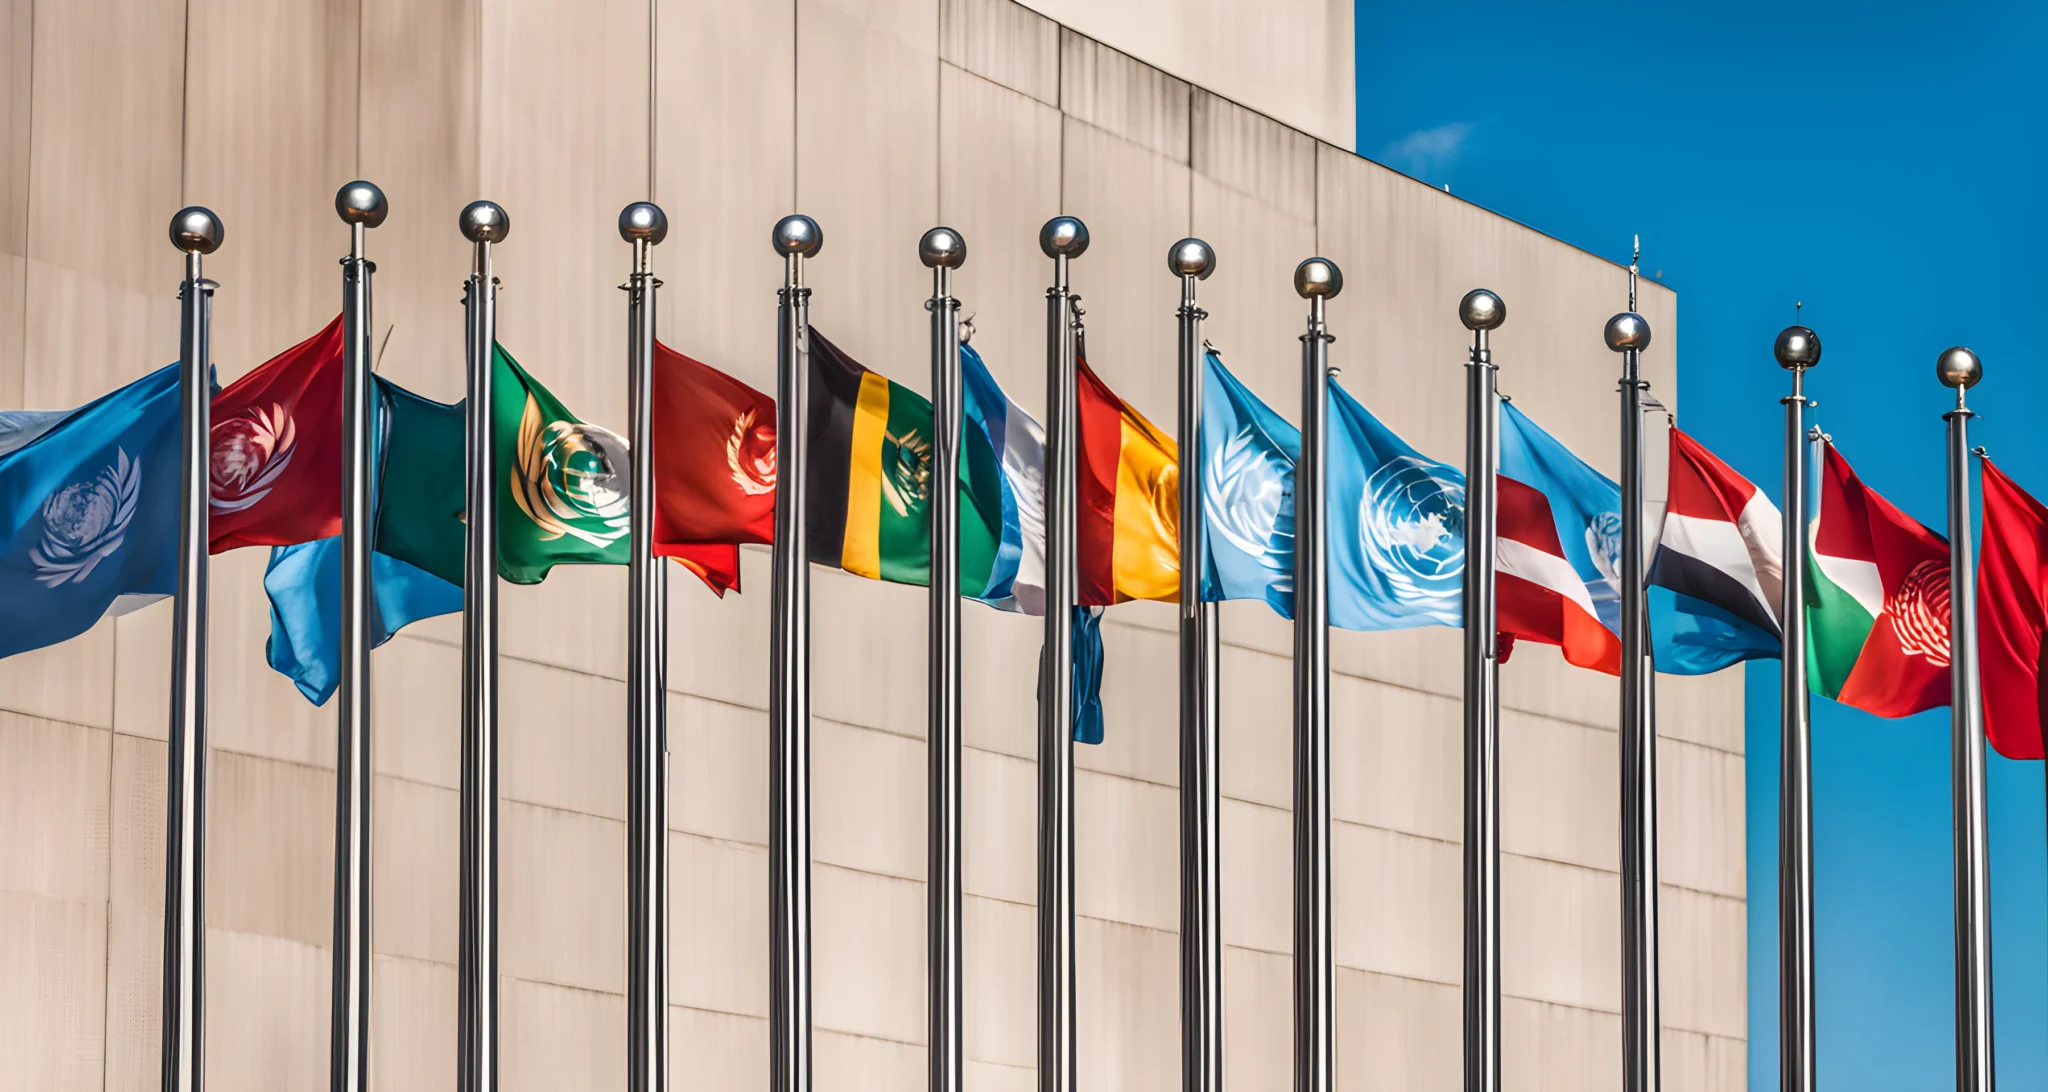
[169,207,224,255]
[335,181,389,228]
[459,200,511,244]
[1459,289,1505,332]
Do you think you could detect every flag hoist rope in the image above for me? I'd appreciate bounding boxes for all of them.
[770,214,822,1092]
[1293,256,1341,1092]
[621,201,670,1092]
[1937,345,1995,1092]
[457,198,510,1092]
[1037,215,1087,1092]
[1459,288,1505,1092]
[331,181,386,1092]
[1773,323,1821,1092]
[921,225,967,1092]
[1171,238,1222,1092]
[163,206,221,1092]
[1605,242,1660,1092]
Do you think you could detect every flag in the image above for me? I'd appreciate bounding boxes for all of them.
[0,364,181,658]
[208,317,343,552]
[1199,352,1295,614]
[961,343,1045,614]
[1496,403,1624,674]
[1327,378,1465,631]
[1648,428,1784,675]
[650,342,775,572]
[1979,457,2048,759]
[263,537,463,704]
[805,329,1006,594]
[1805,439,1949,717]
[1077,353,1178,606]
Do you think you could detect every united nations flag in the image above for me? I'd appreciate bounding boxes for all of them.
[0,363,181,659]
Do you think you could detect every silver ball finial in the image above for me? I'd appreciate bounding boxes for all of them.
[459,200,510,244]
[919,226,967,269]
[1294,257,1343,299]
[1936,346,1982,389]
[1039,216,1089,259]
[168,207,224,255]
[1774,325,1821,369]
[1459,288,1505,331]
[1604,311,1652,353]
[1168,238,1215,279]
[334,181,388,228]
[618,202,667,245]
[771,215,823,259]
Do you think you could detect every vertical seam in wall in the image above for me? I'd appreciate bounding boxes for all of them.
[353,0,363,169]
[13,0,37,409]
[647,0,656,199]
[1185,85,1193,234]
[1055,29,1063,212]
[790,0,799,208]
[932,0,940,224]
[100,597,117,1092]
[178,0,191,199]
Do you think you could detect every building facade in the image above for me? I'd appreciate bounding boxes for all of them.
[0,0,1742,1087]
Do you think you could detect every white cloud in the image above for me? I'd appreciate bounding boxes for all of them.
[1380,121,1475,177]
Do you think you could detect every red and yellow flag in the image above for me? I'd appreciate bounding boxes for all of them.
[1077,357,1178,606]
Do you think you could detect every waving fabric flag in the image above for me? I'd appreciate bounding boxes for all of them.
[0,364,181,659]
[650,342,776,570]
[263,538,463,704]
[1648,428,1784,674]
[208,317,344,552]
[1077,354,1178,606]
[1497,403,1624,674]
[1328,379,1465,631]
[962,343,1045,614]
[1978,458,2048,759]
[1804,440,1949,716]
[1200,353,1296,613]
[804,329,1007,594]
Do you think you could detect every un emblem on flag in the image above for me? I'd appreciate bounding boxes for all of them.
[32,448,140,587]
[512,394,631,548]
[210,403,296,512]
[1361,455,1463,619]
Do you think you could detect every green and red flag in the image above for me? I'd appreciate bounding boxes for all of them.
[208,316,344,552]
[1805,439,1950,717]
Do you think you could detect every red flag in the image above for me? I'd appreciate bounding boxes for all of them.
[209,317,344,553]
[1978,458,2048,760]
[650,343,775,590]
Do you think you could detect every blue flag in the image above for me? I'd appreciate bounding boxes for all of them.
[263,537,462,704]
[0,364,181,659]
[961,343,1046,614]
[1198,354,1464,632]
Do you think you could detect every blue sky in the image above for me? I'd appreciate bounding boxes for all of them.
[1356,2,2047,1087]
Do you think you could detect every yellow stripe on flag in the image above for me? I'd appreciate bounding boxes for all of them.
[1110,402,1181,603]
[841,371,892,578]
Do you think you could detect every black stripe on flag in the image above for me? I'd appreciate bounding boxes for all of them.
[804,328,865,566]
[1647,546,1782,639]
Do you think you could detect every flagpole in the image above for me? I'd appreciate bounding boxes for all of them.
[620,201,670,1092]
[770,214,822,1092]
[1604,242,1660,1092]
[921,225,968,1092]
[331,181,386,1092]
[454,199,508,1092]
[1167,238,1223,1092]
[1038,215,1087,1092]
[1937,346,1995,1092]
[1458,288,1505,1092]
[1773,324,1821,1092]
[162,207,221,1092]
[1293,257,1341,1092]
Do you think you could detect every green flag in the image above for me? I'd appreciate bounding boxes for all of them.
[374,346,628,586]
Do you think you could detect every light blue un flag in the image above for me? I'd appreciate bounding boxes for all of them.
[1198,353,1464,631]
[262,378,462,704]
[0,364,182,658]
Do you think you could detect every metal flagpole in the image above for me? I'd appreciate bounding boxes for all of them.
[1038,215,1087,1092]
[455,199,509,1092]
[162,207,222,1092]
[1936,346,1995,1092]
[770,214,822,1092]
[331,181,387,1092]
[921,225,968,1092]
[1459,288,1506,1092]
[1773,324,1821,1092]
[1293,257,1341,1092]
[621,201,670,1092]
[1169,238,1222,1092]
[1604,239,1660,1092]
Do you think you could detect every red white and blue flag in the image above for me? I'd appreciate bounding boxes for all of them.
[1647,428,1784,674]
[1496,403,1625,674]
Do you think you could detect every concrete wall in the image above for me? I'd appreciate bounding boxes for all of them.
[0,0,1741,1088]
